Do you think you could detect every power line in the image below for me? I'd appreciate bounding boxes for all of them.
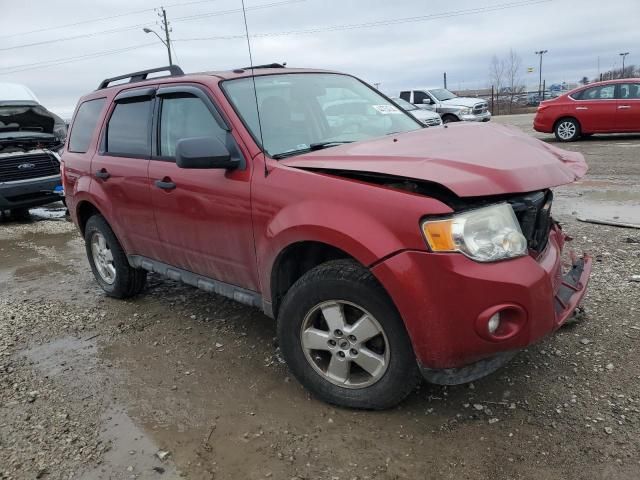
[174,0,551,41]
[0,0,304,52]
[0,0,226,40]
[0,43,156,75]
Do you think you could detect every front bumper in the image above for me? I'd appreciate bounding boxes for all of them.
[371,226,591,375]
[460,111,492,122]
[0,175,62,210]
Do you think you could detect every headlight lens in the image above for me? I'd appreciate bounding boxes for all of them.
[460,107,472,115]
[422,203,527,262]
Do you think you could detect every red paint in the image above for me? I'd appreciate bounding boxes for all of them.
[534,78,640,135]
[64,68,591,371]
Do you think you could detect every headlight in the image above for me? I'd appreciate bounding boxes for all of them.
[421,203,527,262]
[459,107,472,115]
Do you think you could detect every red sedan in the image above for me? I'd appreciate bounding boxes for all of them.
[534,78,640,141]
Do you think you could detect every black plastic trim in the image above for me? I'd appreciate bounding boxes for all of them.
[98,65,184,89]
[128,255,263,309]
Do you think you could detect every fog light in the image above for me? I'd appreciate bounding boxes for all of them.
[487,313,501,334]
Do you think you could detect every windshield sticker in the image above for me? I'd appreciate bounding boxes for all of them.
[372,104,402,114]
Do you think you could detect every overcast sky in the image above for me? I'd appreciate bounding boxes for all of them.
[1,0,638,117]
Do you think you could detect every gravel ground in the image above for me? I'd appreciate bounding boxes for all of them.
[1,115,639,480]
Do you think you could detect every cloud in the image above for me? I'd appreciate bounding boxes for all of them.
[0,0,637,116]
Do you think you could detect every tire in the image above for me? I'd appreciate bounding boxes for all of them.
[442,114,458,124]
[277,259,420,409]
[554,118,581,142]
[84,214,146,298]
[10,208,30,220]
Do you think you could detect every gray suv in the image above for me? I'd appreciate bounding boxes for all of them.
[400,88,491,123]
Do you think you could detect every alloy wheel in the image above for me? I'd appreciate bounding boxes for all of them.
[90,232,116,284]
[557,121,577,140]
[300,300,390,389]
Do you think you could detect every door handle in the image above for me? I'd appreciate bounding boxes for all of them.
[155,179,176,190]
[618,105,631,109]
[95,169,110,180]
[576,107,588,110]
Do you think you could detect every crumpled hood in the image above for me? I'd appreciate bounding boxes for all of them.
[280,122,587,197]
[441,97,485,108]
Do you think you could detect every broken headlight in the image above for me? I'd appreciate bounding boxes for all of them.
[421,203,527,262]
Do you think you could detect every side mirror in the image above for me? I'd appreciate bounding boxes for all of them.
[175,136,239,170]
[422,98,433,105]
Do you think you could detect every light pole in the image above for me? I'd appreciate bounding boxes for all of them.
[619,52,629,78]
[535,50,548,99]
[143,27,172,65]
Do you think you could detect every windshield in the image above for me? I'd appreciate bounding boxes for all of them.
[429,88,458,101]
[223,73,422,158]
[392,97,417,111]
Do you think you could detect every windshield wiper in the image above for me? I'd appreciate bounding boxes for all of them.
[309,141,353,150]
[272,141,354,160]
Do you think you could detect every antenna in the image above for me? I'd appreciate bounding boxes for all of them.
[240,0,269,177]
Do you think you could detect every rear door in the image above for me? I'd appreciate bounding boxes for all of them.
[615,82,640,132]
[571,83,617,132]
[148,84,258,291]
[90,88,160,256]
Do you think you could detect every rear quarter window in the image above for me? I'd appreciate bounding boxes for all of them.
[68,98,106,153]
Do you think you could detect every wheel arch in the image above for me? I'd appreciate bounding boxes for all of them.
[269,240,364,319]
[76,200,104,235]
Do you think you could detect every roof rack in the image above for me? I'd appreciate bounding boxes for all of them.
[97,65,184,90]
[240,63,286,70]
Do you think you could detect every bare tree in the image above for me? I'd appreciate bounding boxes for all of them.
[505,49,523,113]
[489,55,506,114]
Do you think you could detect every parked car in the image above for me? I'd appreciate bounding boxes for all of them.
[534,78,640,141]
[391,97,442,126]
[63,65,591,409]
[399,88,491,123]
[0,82,66,216]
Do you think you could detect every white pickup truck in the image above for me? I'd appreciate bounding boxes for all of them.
[399,88,491,124]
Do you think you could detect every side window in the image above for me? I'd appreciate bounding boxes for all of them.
[413,91,428,104]
[618,83,640,99]
[105,99,152,156]
[581,85,615,100]
[159,95,225,157]
[399,91,410,101]
[68,98,106,153]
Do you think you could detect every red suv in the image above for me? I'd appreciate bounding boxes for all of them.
[63,65,591,409]
[534,78,640,141]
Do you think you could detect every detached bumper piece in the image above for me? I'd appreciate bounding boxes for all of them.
[555,254,592,325]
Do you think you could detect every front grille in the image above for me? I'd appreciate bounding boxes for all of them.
[507,190,553,253]
[424,117,442,126]
[473,103,488,114]
[0,152,60,182]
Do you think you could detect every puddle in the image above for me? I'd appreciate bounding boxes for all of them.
[554,181,640,226]
[23,336,179,479]
[83,408,179,480]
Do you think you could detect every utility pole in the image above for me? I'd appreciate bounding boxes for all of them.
[374,82,381,90]
[160,7,173,66]
[443,72,447,89]
[144,8,173,65]
[535,50,548,98]
[619,52,629,78]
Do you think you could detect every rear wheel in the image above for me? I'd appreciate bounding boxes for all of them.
[84,215,146,298]
[277,259,419,409]
[554,118,580,142]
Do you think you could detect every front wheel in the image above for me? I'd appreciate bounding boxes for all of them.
[442,114,459,124]
[277,260,419,409]
[84,215,146,298]
[554,118,580,142]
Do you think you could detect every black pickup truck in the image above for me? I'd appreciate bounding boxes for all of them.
[0,83,66,216]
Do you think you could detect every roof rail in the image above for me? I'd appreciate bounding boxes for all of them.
[240,63,286,70]
[97,65,184,90]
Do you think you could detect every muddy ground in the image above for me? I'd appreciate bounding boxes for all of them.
[1,114,639,480]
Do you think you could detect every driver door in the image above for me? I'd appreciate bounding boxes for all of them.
[148,84,258,291]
